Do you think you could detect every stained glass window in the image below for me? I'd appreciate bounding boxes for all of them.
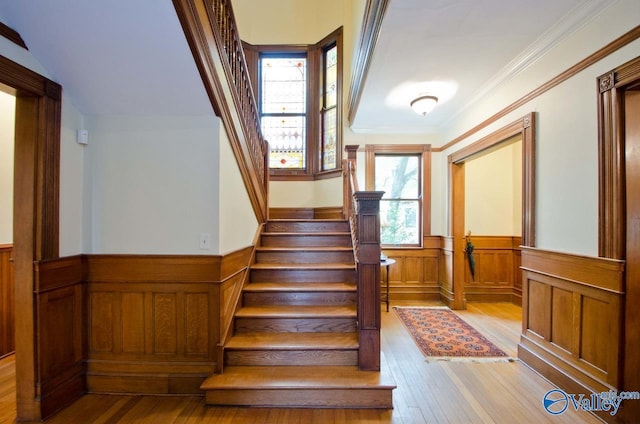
[260,56,307,169]
[321,45,338,171]
[247,28,342,177]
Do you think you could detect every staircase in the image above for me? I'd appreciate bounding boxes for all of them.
[200,218,395,408]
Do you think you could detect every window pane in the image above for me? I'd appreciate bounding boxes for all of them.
[262,116,306,169]
[324,45,337,108]
[261,57,307,114]
[322,107,337,170]
[380,200,420,245]
[375,156,419,198]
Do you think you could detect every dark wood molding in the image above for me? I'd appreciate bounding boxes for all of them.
[598,55,640,259]
[448,113,535,247]
[1,53,62,421]
[438,25,640,153]
[0,21,27,50]
[347,0,390,126]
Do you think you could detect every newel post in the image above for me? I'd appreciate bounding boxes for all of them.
[354,190,384,371]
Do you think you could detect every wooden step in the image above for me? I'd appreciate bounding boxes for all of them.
[224,332,359,366]
[234,316,357,333]
[250,265,356,283]
[200,360,396,408]
[235,305,356,319]
[266,219,350,233]
[256,246,354,264]
[243,282,356,306]
[234,305,357,334]
[260,232,352,248]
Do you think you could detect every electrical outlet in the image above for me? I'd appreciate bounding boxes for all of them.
[199,233,211,249]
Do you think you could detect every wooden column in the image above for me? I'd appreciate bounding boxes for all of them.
[354,191,384,371]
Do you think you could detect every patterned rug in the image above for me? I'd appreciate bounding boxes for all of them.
[393,307,513,362]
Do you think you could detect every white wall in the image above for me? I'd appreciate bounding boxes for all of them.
[465,137,522,236]
[437,0,640,256]
[0,90,15,244]
[218,122,258,253]
[87,115,222,254]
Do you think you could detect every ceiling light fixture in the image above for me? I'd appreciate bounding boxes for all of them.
[410,95,438,116]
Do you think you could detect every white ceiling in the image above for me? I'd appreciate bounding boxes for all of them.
[0,0,614,132]
[351,0,614,134]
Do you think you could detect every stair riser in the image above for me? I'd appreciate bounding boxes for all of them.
[251,269,355,283]
[234,318,357,333]
[243,291,356,306]
[256,250,354,264]
[205,388,393,408]
[266,221,350,233]
[224,350,358,367]
[260,234,352,247]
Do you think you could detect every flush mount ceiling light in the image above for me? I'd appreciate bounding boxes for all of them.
[410,95,438,116]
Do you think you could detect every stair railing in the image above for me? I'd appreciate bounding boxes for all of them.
[173,0,269,223]
[343,145,384,371]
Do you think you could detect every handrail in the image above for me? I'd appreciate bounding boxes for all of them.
[342,145,384,371]
[173,0,269,223]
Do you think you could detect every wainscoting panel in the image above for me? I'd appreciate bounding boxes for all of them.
[0,244,14,357]
[85,250,252,394]
[519,247,624,397]
[464,236,521,302]
[34,255,85,418]
[382,236,441,301]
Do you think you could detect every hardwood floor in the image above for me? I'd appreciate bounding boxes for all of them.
[0,302,602,423]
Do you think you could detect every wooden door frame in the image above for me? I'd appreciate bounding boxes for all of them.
[447,112,536,309]
[0,54,61,421]
[597,55,640,421]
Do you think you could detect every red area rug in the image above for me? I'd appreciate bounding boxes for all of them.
[393,307,512,362]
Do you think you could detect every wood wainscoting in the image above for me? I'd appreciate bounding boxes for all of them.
[518,247,624,421]
[382,237,441,302]
[439,236,521,307]
[269,207,344,220]
[34,255,85,418]
[0,244,14,358]
[464,236,522,304]
[84,249,252,395]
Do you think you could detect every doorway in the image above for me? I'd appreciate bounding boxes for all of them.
[448,113,536,311]
[0,88,15,361]
[0,54,61,421]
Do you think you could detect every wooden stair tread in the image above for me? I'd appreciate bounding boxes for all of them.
[235,305,356,318]
[201,365,395,390]
[268,219,348,222]
[262,231,350,236]
[244,282,356,292]
[251,262,355,270]
[256,246,353,251]
[225,332,358,350]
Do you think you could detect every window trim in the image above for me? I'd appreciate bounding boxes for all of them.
[243,27,343,181]
[365,144,432,246]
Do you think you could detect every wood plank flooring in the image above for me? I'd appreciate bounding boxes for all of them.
[0,302,602,423]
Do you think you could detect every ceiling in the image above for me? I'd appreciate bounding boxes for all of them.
[0,0,613,134]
